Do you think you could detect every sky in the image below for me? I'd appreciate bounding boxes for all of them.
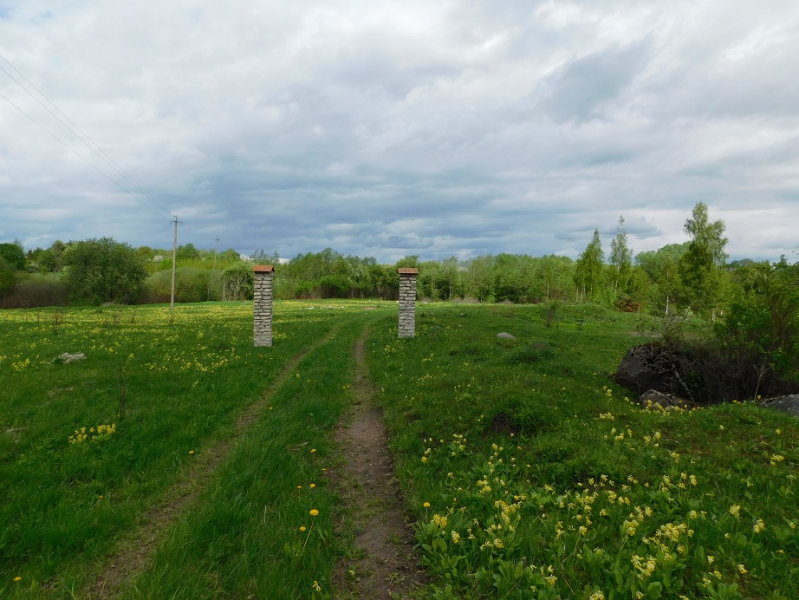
[1,0,797,263]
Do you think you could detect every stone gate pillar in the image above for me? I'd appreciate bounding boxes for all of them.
[253,265,274,347]
[398,268,418,338]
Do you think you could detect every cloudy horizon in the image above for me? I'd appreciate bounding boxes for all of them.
[1,0,797,264]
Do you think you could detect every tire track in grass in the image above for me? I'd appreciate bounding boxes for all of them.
[84,325,342,598]
[332,328,426,599]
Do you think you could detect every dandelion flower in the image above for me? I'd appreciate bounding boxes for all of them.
[310,509,319,517]
[753,519,765,534]
[737,564,747,574]
[189,450,194,455]
[300,526,306,532]
[311,448,316,453]
[309,483,316,489]
[729,505,741,519]
[14,577,21,582]
[423,502,431,508]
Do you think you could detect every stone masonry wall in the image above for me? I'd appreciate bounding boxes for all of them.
[398,268,418,338]
[253,265,274,347]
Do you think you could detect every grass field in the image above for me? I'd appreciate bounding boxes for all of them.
[1,301,797,599]
[367,304,799,599]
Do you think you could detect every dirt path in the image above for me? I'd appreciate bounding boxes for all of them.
[331,330,426,599]
[83,329,339,598]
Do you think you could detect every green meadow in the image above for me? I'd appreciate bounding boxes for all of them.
[1,301,796,599]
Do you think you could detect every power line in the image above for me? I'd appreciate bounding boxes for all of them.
[0,89,172,223]
[0,52,173,216]
[0,52,173,220]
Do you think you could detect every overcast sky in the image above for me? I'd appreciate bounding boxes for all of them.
[1,0,797,263]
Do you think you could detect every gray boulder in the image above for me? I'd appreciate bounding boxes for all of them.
[760,395,799,418]
[57,352,86,364]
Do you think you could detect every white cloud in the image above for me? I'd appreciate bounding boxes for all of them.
[0,0,797,261]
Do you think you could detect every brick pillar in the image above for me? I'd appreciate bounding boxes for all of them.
[253,265,274,347]
[398,268,418,338]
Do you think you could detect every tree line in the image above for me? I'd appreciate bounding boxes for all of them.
[1,202,796,323]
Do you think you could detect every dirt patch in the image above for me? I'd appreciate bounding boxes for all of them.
[331,330,426,599]
[82,330,339,598]
[486,410,520,437]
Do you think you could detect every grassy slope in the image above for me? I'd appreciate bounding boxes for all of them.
[367,303,798,599]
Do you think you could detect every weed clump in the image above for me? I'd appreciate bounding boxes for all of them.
[511,341,554,364]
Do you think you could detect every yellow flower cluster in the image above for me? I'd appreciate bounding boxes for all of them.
[68,423,117,444]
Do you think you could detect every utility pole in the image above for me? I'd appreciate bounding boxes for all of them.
[212,237,219,270]
[170,215,179,311]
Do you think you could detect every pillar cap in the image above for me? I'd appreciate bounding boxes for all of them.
[253,265,275,273]
[398,268,418,274]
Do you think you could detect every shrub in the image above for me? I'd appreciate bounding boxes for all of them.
[144,268,222,303]
[0,273,68,308]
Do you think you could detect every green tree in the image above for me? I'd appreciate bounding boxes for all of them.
[221,262,254,301]
[679,202,728,314]
[38,240,67,273]
[575,229,605,301]
[636,243,688,313]
[64,238,148,305]
[609,216,632,295]
[0,241,26,271]
[719,259,799,378]
[0,256,15,296]
[175,243,200,262]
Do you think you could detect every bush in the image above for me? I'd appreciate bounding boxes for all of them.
[144,268,222,303]
[64,238,147,305]
[0,273,68,308]
[716,260,799,380]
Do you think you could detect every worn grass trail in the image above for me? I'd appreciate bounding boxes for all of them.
[330,329,425,599]
[84,323,345,597]
[113,309,389,599]
[0,301,397,598]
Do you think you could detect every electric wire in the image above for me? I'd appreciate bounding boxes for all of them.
[0,89,172,224]
[0,55,173,218]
